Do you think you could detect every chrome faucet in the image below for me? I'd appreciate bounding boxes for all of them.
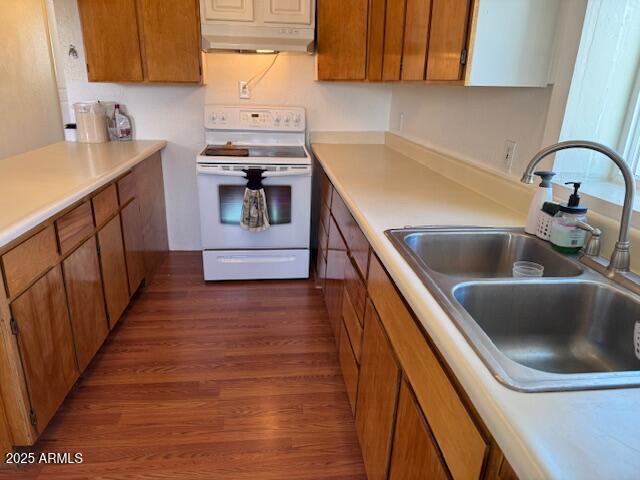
[521,140,636,273]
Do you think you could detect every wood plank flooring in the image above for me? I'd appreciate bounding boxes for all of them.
[2,252,365,479]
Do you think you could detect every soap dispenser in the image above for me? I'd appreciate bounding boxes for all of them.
[549,182,588,254]
[525,171,555,235]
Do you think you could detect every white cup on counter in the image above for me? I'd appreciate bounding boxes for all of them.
[74,101,109,143]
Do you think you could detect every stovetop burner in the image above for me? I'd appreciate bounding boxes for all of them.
[202,144,307,158]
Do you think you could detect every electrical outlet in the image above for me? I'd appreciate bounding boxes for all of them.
[238,81,251,99]
[503,140,517,173]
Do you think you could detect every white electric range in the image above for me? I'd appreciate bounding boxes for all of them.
[196,105,312,281]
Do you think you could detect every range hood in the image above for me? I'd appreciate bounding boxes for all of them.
[200,0,315,53]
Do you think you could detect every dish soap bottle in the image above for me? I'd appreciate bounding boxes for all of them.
[525,171,555,235]
[549,182,588,254]
[113,104,132,141]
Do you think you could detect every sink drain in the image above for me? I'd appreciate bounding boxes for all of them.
[635,321,640,360]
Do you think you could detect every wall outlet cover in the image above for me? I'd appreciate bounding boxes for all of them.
[239,81,251,99]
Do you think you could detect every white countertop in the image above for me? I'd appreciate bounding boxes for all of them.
[312,142,640,480]
[0,140,166,248]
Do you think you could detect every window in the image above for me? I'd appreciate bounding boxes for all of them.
[556,0,640,185]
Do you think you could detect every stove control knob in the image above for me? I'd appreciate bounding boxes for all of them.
[284,114,291,125]
[273,114,282,125]
[293,114,302,124]
[210,114,217,122]
[220,113,227,122]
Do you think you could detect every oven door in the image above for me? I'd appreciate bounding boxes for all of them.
[197,164,312,250]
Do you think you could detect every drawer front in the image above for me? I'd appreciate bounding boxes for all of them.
[320,170,332,210]
[350,222,370,279]
[56,201,94,255]
[331,190,352,241]
[92,184,119,227]
[117,172,137,205]
[320,201,331,234]
[2,226,58,298]
[342,288,363,363]
[318,214,329,253]
[338,320,359,415]
[344,257,366,326]
[368,254,487,480]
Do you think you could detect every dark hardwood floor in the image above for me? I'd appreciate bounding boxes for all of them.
[3,252,365,479]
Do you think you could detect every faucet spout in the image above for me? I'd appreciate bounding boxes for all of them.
[521,140,636,273]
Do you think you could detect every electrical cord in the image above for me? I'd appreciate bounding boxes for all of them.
[246,53,281,90]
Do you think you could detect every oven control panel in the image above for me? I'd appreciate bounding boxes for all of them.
[204,105,306,132]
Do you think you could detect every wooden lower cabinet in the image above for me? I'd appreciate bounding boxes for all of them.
[338,321,359,415]
[325,216,348,340]
[62,237,109,371]
[120,199,146,295]
[355,300,401,480]
[97,215,130,328]
[389,380,450,480]
[10,267,79,433]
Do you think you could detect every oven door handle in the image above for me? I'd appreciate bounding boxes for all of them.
[197,165,246,177]
[262,168,311,177]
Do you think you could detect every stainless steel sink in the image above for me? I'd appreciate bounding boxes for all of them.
[402,229,582,277]
[386,227,640,392]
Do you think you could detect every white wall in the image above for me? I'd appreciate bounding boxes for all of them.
[51,0,391,251]
[0,0,63,159]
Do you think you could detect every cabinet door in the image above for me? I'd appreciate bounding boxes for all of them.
[120,199,146,295]
[98,216,130,328]
[389,381,450,480]
[401,0,432,80]
[264,0,312,24]
[366,0,386,81]
[317,0,369,80]
[202,0,254,21]
[77,0,144,82]
[62,237,109,372]
[325,217,348,341]
[426,0,471,80]
[355,301,401,480]
[137,0,202,83]
[10,266,79,433]
[382,0,407,81]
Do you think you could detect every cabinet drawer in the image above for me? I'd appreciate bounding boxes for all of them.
[2,226,59,298]
[117,172,137,205]
[320,170,332,209]
[338,321,359,415]
[330,190,352,241]
[342,288,363,363]
[350,222,370,279]
[56,201,94,255]
[368,253,487,480]
[344,256,366,326]
[318,215,329,253]
[92,184,119,227]
[320,201,331,234]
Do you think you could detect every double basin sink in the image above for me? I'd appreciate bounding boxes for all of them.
[386,227,640,392]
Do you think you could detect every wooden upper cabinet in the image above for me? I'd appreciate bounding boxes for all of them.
[317,0,369,80]
[78,0,201,83]
[98,216,131,328]
[401,0,432,80]
[10,266,79,433]
[389,380,449,480]
[382,0,407,81]
[62,237,109,372]
[366,0,386,81]
[78,0,144,82]
[426,0,472,80]
[137,0,202,83]
[355,300,401,480]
